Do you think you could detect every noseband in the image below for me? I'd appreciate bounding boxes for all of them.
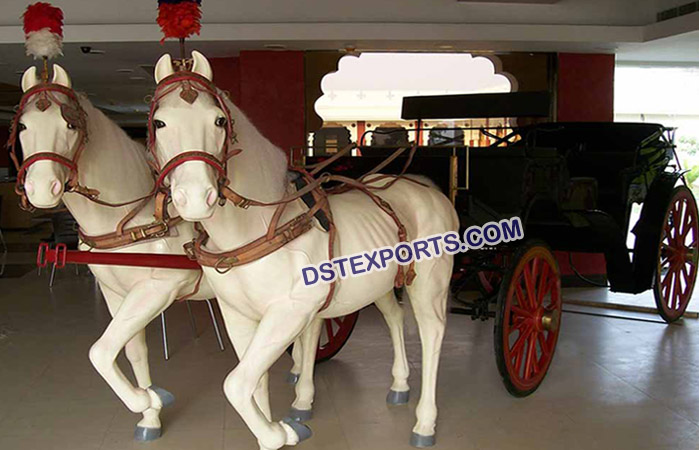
[148,71,239,195]
[7,83,89,211]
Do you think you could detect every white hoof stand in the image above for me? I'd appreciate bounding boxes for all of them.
[386,389,410,405]
[410,432,436,448]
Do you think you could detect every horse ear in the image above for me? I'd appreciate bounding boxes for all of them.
[21,66,40,92]
[191,50,213,81]
[51,64,72,88]
[155,54,175,84]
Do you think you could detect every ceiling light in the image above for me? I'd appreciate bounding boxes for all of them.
[129,76,146,81]
[438,45,454,49]
[116,68,133,73]
[264,44,287,50]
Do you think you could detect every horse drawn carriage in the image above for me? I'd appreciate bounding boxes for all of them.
[302,91,698,396]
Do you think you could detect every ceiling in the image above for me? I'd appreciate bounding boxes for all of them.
[0,0,696,122]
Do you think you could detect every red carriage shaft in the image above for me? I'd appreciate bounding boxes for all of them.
[36,242,200,270]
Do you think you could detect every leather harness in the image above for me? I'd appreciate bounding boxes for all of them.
[148,71,421,311]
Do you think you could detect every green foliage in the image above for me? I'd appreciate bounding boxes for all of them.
[678,136,699,156]
[686,165,699,186]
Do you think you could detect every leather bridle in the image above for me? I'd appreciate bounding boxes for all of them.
[147,71,239,196]
[7,83,91,211]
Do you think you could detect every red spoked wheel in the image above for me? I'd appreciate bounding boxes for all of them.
[653,186,699,323]
[494,240,561,397]
[315,312,359,362]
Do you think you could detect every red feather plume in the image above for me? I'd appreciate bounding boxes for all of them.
[22,2,64,60]
[23,2,63,36]
[157,0,202,42]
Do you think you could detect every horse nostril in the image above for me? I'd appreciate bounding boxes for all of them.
[50,180,62,196]
[173,189,188,206]
[205,187,217,207]
[25,180,34,195]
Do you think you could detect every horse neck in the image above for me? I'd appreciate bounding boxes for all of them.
[201,100,291,250]
[62,100,156,236]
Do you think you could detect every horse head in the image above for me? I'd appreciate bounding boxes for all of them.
[149,50,232,221]
[13,64,86,209]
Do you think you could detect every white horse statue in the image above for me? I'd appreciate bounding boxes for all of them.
[150,50,459,449]
[16,64,220,441]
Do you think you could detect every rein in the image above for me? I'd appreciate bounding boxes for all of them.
[149,71,420,312]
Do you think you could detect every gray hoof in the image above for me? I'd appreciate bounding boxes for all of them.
[287,407,313,422]
[149,385,175,408]
[282,417,312,442]
[286,372,300,385]
[410,432,436,448]
[134,426,162,441]
[386,389,410,405]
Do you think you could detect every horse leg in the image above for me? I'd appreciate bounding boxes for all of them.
[287,337,303,385]
[223,302,315,450]
[89,280,180,440]
[217,303,271,420]
[288,317,322,421]
[406,263,450,448]
[99,284,163,436]
[375,290,411,404]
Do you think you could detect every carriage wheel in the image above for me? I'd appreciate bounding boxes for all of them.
[653,186,699,323]
[494,240,561,397]
[315,312,359,362]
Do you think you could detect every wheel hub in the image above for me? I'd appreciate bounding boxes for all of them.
[540,309,559,332]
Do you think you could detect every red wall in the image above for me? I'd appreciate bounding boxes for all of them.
[557,53,615,122]
[210,51,305,157]
[556,53,615,279]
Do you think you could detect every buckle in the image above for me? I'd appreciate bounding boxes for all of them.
[130,227,148,242]
[152,221,170,238]
[183,240,196,260]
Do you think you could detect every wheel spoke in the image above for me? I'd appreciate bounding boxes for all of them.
[536,262,551,308]
[510,324,532,357]
[523,332,537,380]
[523,264,536,310]
[515,283,531,311]
[511,305,533,319]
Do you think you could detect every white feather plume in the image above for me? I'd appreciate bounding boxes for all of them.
[25,29,63,60]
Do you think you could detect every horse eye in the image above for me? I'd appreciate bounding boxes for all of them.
[67,123,76,130]
[215,117,227,128]
[154,119,167,129]
[17,123,26,132]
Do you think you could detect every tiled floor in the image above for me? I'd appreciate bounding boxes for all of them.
[2,269,699,450]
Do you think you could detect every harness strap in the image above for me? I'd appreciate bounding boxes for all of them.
[80,217,183,250]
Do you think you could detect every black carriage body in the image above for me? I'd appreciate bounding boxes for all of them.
[306,121,679,295]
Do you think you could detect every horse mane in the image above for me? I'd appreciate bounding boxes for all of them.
[217,90,289,202]
[76,95,155,203]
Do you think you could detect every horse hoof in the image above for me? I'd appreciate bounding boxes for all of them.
[282,417,312,442]
[410,432,436,448]
[134,426,162,441]
[386,389,410,405]
[149,385,175,408]
[286,407,313,422]
[286,372,300,385]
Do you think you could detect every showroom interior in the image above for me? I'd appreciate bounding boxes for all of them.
[1,1,699,449]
